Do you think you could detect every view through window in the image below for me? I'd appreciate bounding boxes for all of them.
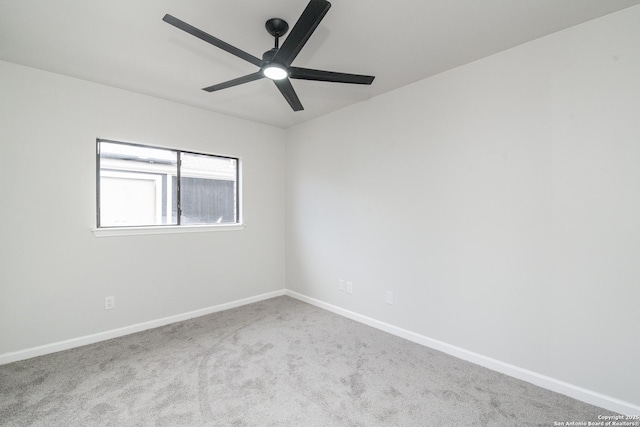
[97,139,239,227]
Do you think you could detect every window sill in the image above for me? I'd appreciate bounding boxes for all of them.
[91,223,244,237]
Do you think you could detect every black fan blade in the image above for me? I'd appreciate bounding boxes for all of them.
[273,79,304,111]
[290,67,375,85]
[273,0,331,67]
[163,14,262,67]
[202,72,265,92]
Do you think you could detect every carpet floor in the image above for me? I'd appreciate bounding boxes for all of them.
[0,296,615,426]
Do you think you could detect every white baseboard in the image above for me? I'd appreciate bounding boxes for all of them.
[0,289,286,366]
[285,290,640,416]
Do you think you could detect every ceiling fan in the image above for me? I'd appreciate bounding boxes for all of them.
[163,0,375,111]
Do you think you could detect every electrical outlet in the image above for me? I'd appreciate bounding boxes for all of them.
[104,296,115,310]
[338,279,345,292]
[386,291,394,305]
[346,281,353,294]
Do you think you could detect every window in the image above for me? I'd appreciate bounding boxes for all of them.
[97,139,239,228]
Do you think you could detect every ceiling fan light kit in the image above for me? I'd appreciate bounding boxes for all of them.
[263,66,289,80]
[163,0,375,111]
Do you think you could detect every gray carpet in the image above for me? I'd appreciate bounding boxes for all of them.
[0,296,614,426]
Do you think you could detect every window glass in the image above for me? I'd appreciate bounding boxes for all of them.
[97,140,239,228]
[180,153,238,225]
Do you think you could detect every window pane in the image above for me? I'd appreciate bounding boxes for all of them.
[99,142,178,227]
[97,140,240,228]
[180,153,237,224]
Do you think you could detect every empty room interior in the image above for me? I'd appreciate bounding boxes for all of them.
[1,0,639,425]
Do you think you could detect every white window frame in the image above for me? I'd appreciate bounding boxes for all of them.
[100,170,166,226]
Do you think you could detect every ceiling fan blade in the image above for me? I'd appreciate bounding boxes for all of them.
[273,79,304,111]
[273,0,331,67]
[202,72,265,92]
[163,14,262,67]
[290,67,375,85]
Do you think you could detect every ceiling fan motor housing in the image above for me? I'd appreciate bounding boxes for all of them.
[262,48,278,62]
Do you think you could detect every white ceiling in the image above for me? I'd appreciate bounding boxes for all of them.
[1,0,639,129]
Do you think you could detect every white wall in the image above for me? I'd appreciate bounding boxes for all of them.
[0,61,286,354]
[286,6,640,408]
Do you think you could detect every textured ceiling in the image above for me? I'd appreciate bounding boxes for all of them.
[1,0,639,128]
